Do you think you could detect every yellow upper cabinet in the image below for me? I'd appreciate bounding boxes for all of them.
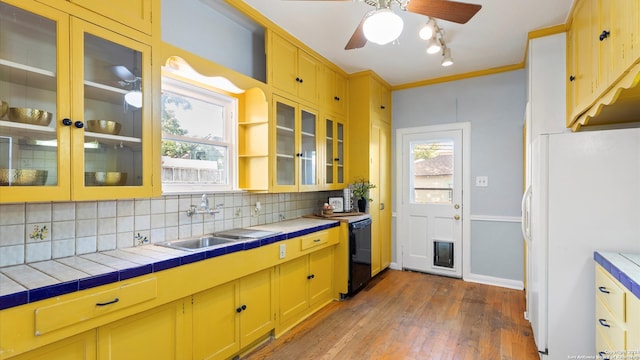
[0,0,156,203]
[271,95,320,192]
[321,65,348,116]
[37,0,153,35]
[270,32,320,106]
[371,77,392,123]
[567,0,640,129]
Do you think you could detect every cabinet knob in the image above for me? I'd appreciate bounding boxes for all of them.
[380,105,385,110]
[307,274,315,279]
[334,96,340,101]
[569,75,575,82]
[295,77,303,83]
[62,118,72,126]
[296,153,303,157]
[74,121,84,129]
[236,306,242,313]
[599,30,610,41]
[334,158,340,162]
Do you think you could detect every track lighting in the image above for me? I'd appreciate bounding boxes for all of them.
[418,18,436,40]
[441,47,453,67]
[426,34,441,54]
[419,18,454,67]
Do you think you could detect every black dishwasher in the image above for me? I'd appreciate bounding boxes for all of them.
[348,217,372,296]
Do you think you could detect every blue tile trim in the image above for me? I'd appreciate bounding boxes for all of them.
[594,251,640,300]
[205,247,226,259]
[152,258,181,272]
[30,280,79,302]
[0,223,340,309]
[181,252,205,265]
[119,264,152,281]
[79,272,119,291]
[0,290,28,310]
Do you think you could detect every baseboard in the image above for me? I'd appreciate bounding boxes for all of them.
[464,273,524,290]
[389,262,401,270]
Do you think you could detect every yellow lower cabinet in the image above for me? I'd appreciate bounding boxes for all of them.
[628,294,640,351]
[97,300,185,360]
[9,331,96,360]
[278,246,334,333]
[192,268,274,360]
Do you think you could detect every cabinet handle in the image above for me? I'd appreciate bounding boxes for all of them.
[598,286,610,294]
[599,30,610,41]
[599,351,610,360]
[96,298,119,306]
[569,75,575,82]
[598,318,610,328]
[313,239,321,243]
[62,118,72,126]
[74,121,84,129]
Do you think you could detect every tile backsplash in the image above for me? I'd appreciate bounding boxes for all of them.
[0,191,338,267]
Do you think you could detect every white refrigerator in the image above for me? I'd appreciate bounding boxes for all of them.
[522,127,640,359]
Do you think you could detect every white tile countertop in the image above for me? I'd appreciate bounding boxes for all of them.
[594,251,640,299]
[0,217,342,310]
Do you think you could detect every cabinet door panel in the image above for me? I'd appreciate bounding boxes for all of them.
[309,247,333,306]
[98,300,183,360]
[271,34,297,96]
[240,269,274,347]
[279,256,309,323]
[10,331,96,360]
[193,281,239,360]
[70,0,152,34]
[297,50,319,104]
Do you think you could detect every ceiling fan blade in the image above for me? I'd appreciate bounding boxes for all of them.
[344,15,368,50]
[110,65,137,82]
[406,0,481,24]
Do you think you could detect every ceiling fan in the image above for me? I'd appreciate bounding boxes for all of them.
[295,0,481,50]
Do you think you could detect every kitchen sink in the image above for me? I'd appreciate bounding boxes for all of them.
[154,229,282,251]
[155,236,237,251]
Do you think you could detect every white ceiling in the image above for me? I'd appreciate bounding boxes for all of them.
[240,0,575,86]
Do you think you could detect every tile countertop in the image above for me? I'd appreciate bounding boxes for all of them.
[0,217,341,311]
[594,251,640,299]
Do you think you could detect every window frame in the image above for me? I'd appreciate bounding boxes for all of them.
[160,74,238,194]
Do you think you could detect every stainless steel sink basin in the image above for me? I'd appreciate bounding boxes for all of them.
[155,236,236,251]
[154,229,282,252]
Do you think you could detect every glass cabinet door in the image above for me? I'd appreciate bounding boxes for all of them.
[275,99,295,187]
[71,19,151,199]
[299,108,316,187]
[324,116,344,189]
[0,1,69,200]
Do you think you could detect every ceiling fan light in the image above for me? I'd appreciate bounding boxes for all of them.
[426,35,441,54]
[124,90,143,108]
[418,18,436,40]
[362,9,404,45]
[441,48,453,67]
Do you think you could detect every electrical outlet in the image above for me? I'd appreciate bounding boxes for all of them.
[255,201,261,213]
[475,176,489,187]
[279,244,286,259]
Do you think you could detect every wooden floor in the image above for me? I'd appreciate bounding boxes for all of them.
[243,269,539,360]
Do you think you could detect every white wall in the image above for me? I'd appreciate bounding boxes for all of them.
[392,70,526,285]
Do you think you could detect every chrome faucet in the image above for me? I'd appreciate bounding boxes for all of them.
[186,194,223,216]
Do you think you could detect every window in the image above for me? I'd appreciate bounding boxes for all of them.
[161,76,237,193]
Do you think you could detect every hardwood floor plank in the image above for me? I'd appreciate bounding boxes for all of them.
[243,270,539,360]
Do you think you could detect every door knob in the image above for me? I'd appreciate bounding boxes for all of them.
[454,215,461,220]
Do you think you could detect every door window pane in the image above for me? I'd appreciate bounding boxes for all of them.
[410,140,454,204]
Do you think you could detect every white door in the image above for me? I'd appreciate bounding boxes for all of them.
[399,127,464,278]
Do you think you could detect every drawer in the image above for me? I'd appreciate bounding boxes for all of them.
[595,297,626,351]
[35,277,157,335]
[595,265,626,321]
[300,231,328,251]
